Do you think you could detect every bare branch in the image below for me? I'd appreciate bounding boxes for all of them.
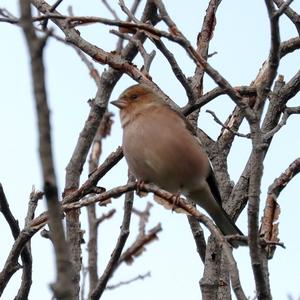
[247,124,271,299]
[86,110,114,292]
[0,183,21,240]
[0,228,33,297]
[132,202,153,234]
[15,187,43,300]
[206,110,251,139]
[0,184,23,295]
[182,86,257,116]
[63,146,124,204]
[187,215,206,263]
[119,0,139,23]
[19,1,74,299]
[263,105,300,140]
[279,37,300,57]
[193,0,222,102]
[0,180,246,299]
[280,69,300,102]
[27,10,253,118]
[89,173,135,299]
[111,31,156,75]
[274,0,300,34]
[102,0,120,20]
[274,0,294,18]
[41,0,64,29]
[119,223,162,265]
[261,0,281,92]
[151,38,196,103]
[115,0,143,51]
[106,272,151,290]
[96,209,116,225]
[260,157,300,258]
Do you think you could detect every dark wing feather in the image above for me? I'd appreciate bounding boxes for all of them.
[206,166,223,206]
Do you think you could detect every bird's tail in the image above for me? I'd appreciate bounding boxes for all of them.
[189,188,243,247]
[209,206,243,248]
[211,204,242,231]
[206,206,243,248]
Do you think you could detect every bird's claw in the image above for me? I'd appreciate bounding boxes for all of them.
[170,193,181,211]
[136,180,147,197]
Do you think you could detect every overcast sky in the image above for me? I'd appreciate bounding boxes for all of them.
[1,1,300,299]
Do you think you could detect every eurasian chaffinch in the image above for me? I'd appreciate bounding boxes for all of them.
[111,84,242,243]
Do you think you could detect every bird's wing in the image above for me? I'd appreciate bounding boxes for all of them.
[167,105,198,136]
[205,165,223,206]
[168,104,223,206]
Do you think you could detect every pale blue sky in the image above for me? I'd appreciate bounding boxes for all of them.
[0,1,300,299]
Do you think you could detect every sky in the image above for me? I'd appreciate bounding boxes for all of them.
[0,1,300,299]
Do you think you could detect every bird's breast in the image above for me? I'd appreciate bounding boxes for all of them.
[122,109,209,193]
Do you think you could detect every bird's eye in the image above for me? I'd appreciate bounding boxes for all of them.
[131,94,138,100]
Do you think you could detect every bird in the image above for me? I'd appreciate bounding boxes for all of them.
[111,84,243,245]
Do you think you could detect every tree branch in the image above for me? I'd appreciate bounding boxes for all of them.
[260,157,300,258]
[89,173,135,299]
[20,1,75,298]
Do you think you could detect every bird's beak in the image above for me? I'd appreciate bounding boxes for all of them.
[111,99,127,109]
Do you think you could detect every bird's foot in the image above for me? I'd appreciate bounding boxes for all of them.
[171,193,181,212]
[136,180,148,197]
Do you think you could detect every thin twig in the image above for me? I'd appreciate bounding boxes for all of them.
[26,11,252,118]
[274,0,300,34]
[0,8,18,24]
[132,202,153,234]
[119,0,139,23]
[63,146,123,204]
[260,0,281,94]
[86,110,114,293]
[263,105,300,140]
[119,224,162,265]
[15,187,43,300]
[206,110,251,138]
[110,30,156,75]
[151,38,196,103]
[0,226,37,297]
[274,0,294,18]
[182,86,257,116]
[89,173,135,300]
[96,209,116,225]
[102,0,120,20]
[41,0,64,29]
[106,272,151,290]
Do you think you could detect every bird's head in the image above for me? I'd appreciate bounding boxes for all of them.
[111,84,164,127]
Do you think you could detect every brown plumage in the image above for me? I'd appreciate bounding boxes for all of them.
[111,84,242,246]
